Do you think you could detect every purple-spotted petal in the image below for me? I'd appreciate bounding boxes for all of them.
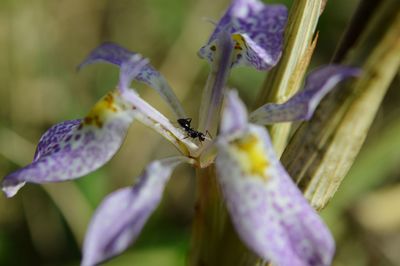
[33,119,82,161]
[216,125,334,266]
[79,42,186,118]
[249,65,361,124]
[2,90,135,198]
[81,157,191,266]
[199,0,287,70]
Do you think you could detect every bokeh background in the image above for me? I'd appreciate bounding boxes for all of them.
[0,0,399,265]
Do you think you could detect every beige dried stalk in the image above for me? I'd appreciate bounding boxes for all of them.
[255,0,324,156]
[282,0,400,210]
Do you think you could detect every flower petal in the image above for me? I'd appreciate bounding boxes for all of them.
[33,119,82,161]
[216,92,334,266]
[249,65,361,124]
[81,156,192,266]
[2,90,135,197]
[220,90,248,137]
[79,42,186,118]
[199,0,287,70]
[216,125,334,266]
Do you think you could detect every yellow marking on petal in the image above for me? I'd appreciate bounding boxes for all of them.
[232,34,247,49]
[84,90,126,128]
[232,134,269,178]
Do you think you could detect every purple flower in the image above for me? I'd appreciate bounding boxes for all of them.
[81,157,192,266]
[217,91,335,266]
[198,0,287,70]
[2,54,196,198]
[2,0,361,265]
[2,56,148,198]
[197,0,287,133]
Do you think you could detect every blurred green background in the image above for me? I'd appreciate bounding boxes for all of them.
[0,0,399,265]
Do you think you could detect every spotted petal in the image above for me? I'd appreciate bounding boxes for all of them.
[216,91,334,266]
[249,65,361,124]
[78,42,186,118]
[82,157,192,266]
[2,90,135,198]
[199,0,287,70]
[33,119,82,161]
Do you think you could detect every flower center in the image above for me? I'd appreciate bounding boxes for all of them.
[84,90,126,128]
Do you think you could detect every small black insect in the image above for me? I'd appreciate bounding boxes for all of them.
[177,118,211,142]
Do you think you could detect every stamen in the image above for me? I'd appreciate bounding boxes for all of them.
[198,29,234,136]
[121,90,199,155]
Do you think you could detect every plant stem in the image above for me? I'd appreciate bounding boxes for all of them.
[254,0,324,156]
[281,0,400,210]
[188,166,260,266]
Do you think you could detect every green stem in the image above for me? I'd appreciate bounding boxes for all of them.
[188,166,259,266]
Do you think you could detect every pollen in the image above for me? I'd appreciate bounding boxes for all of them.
[232,134,269,178]
[83,91,121,128]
